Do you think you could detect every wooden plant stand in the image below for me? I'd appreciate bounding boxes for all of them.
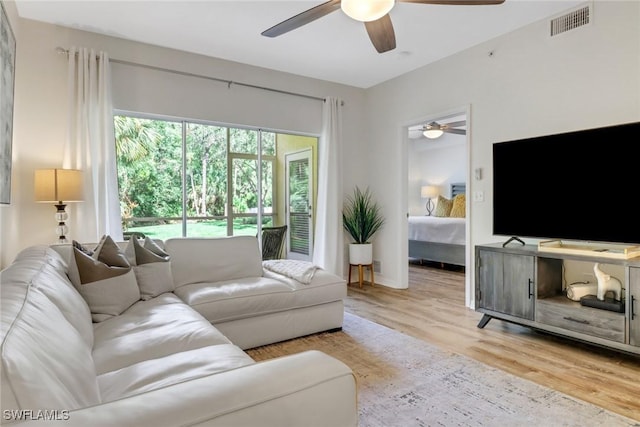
[348,263,375,288]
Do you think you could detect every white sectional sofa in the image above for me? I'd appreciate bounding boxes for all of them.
[0,236,356,426]
[164,237,347,349]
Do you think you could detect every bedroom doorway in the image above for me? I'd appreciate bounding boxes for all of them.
[404,107,471,304]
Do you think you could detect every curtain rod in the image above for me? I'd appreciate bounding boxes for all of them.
[56,47,336,104]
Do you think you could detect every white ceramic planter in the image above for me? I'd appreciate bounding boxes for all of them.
[349,243,373,265]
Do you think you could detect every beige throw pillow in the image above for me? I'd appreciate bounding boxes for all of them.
[449,194,466,218]
[127,237,175,300]
[77,269,140,323]
[434,196,453,217]
[72,236,140,322]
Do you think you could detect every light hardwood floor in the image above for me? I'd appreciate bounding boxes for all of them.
[344,261,640,422]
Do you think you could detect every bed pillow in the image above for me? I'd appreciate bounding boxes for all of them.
[72,237,140,322]
[450,194,466,218]
[434,196,453,217]
[127,236,175,300]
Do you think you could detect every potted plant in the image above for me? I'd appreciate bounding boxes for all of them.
[342,186,385,265]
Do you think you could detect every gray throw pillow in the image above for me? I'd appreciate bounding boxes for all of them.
[127,237,175,300]
[93,234,130,268]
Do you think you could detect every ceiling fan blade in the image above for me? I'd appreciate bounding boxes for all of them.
[426,121,441,129]
[445,120,466,128]
[365,14,396,53]
[398,0,505,5]
[443,128,466,135]
[262,0,341,38]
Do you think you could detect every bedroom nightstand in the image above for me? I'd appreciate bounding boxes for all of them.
[348,263,374,288]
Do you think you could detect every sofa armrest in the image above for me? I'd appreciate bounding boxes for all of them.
[8,351,357,427]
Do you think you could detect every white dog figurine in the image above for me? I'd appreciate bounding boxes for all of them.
[593,263,622,301]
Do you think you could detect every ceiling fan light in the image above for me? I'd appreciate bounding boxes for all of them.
[341,0,395,22]
[423,129,444,139]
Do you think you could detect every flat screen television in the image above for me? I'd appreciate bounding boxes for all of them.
[492,121,640,246]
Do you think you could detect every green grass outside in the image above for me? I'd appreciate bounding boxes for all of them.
[125,219,260,240]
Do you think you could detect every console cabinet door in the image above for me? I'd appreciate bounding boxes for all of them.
[630,267,640,346]
[477,250,503,312]
[502,253,535,320]
[477,249,535,320]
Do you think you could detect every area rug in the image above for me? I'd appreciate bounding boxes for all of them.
[247,313,640,427]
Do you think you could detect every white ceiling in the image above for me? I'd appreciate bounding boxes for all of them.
[16,0,584,88]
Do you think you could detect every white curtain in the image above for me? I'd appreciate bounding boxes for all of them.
[64,47,122,242]
[313,97,344,276]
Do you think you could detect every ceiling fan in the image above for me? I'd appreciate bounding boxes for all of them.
[262,0,506,54]
[421,120,466,138]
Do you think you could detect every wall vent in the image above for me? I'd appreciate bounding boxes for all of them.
[550,4,591,37]
[373,260,381,274]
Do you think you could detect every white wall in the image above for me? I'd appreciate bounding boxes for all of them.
[0,14,367,268]
[408,137,466,216]
[364,1,640,304]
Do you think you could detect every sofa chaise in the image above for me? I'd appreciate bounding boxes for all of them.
[0,236,357,426]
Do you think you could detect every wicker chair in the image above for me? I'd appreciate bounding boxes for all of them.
[260,225,288,260]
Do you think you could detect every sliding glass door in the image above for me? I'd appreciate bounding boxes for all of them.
[114,114,317,253]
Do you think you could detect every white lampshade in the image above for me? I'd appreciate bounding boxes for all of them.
[341,0,395,22]
[421,185,439,199]
[34,169,83,203]
[423,129,444,139]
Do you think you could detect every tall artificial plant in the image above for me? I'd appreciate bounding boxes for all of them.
[342,186,385,244]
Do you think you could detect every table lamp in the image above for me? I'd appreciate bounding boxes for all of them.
[421,185,439,216]
[34,169,83,243]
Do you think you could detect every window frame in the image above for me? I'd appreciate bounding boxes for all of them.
[113,110,314,240]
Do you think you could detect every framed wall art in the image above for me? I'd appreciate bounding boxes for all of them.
[1,1,16,205]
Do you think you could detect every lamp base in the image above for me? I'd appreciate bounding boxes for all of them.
[426,198,435,216]
[54,203,69,243]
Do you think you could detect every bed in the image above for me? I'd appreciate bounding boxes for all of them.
[408,183,466,267]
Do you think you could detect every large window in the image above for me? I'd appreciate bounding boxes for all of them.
[114,114,316,249]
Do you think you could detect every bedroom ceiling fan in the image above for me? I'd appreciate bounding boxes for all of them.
[261,0,506,54]
[422,120,466,138]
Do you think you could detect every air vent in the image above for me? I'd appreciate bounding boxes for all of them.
[550,4,591,36]
[373,260,381,274]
